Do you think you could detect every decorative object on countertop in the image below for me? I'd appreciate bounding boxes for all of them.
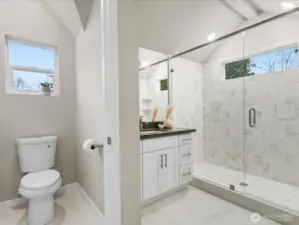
[40,81,52,94]
[152,108,158,122]
[163,106,173,129]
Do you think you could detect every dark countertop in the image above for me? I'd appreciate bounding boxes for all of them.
[140,128,196,140]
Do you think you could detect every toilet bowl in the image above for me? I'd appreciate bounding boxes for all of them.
[19,169,61,225]
[16,136,60,225]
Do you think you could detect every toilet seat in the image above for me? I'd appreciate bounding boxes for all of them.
[21,169,60,189]
[19,169,61,199]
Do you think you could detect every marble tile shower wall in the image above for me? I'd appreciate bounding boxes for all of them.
[203,61,299,186]
[203,61,245,172]
[171,58,204,162]
[244,68,299,186]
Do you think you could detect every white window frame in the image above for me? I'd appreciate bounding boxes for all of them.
[221,43,299,81]
[4,34,60,96]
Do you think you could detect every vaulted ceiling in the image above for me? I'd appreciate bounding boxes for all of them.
[136,0,299,62]
[41,0,94,36]
[38,0,299,63]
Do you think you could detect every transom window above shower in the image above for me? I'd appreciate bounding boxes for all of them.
[5,35,59,96]
[225,44,299,80]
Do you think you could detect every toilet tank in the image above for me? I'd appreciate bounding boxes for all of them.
[16,136,58,173]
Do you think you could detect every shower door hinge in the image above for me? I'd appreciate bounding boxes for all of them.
[229,184,235,191]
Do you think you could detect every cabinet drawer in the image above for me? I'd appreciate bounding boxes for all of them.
[179,145,192,165]
[179,163,193,185]
[143,136,178,153]
[179,133,192,146]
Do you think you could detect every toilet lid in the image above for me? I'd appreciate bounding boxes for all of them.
[21,169,60,189]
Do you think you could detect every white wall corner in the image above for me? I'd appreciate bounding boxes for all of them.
[74,0,94,31]
[41,0,82,37]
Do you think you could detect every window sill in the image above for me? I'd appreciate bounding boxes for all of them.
[5,89,59,97]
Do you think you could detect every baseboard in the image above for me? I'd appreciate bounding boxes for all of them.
[142,183,189,207]
[192,177,299,225]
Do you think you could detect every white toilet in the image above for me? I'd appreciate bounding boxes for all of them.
[16,136,62,225]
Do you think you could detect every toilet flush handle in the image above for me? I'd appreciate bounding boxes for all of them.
[91,144,104,150]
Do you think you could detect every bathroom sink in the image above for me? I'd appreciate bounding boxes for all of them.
[140,130,163,135]
[140,129,170,135]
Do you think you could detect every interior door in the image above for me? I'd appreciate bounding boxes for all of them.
[159,147,178,194]
[143,152,159,201]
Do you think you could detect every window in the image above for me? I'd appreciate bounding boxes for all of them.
[5,35,58,95]
[225,45,299,80]
[160,79,168,91]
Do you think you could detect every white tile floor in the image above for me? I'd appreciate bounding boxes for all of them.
[142,186,279,225]
[0,184,103,225]
[193,162,299,213]
[0,183,278,225]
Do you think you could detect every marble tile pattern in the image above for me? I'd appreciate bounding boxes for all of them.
[201,17,299,187]
[171,57,204,163]
[203,56,299,187]
[0,184,279,225]
[142,185,279,225]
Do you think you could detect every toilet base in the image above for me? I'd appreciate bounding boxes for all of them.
[28,195,55,225]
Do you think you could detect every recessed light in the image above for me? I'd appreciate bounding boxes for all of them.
[207,32,216,42]
[141,61,149,68]
[281,1,296,10]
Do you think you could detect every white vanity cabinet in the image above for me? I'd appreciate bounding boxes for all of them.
[142,151,159,200]
[178,134,193,185]
[140,132,194,204]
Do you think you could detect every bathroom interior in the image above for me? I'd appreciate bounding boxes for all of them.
[1,0,299,225]
[138,0,299,222]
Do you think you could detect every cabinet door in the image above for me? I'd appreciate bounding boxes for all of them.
[143,152,159,201]
[159,147,178,194]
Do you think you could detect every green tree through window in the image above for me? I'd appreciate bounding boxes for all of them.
[225,46,299,80]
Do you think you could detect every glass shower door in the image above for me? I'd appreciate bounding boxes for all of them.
[243,14,299,213]
[190,34,247,189]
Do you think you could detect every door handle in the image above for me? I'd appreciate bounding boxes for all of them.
[160,155,163,169]
[249,108,256,128]
[164,154,167,168]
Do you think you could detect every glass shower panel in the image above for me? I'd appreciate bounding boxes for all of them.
[243,14,299,212]
[139,61,169,122]
[176,35,246,189]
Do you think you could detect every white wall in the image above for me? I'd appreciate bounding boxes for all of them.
[0,0,76,202]
[75,0,104,212]
[203,14,299,186]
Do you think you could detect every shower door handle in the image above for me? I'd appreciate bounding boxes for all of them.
[249,108,256,127]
